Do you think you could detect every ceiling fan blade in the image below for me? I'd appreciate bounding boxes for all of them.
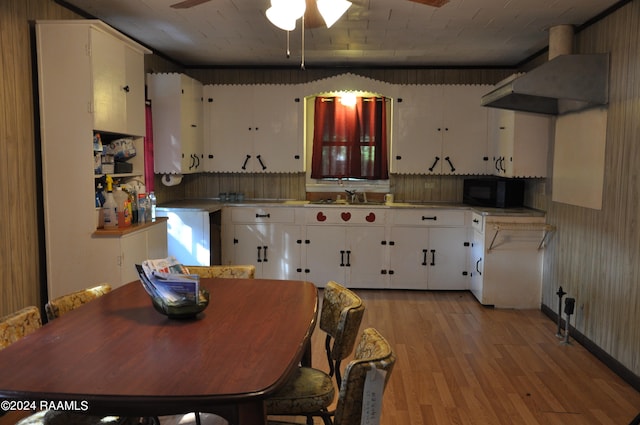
[408,0,449,7]
[170,0,211,9]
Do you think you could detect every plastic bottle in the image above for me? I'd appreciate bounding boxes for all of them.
[114,187,132,228]
[102,175,118,228]
[124,187,138,224]
[137,193,147,224]
[149,191,157,220]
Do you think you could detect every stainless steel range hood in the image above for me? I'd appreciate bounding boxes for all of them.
[481,53,610,115]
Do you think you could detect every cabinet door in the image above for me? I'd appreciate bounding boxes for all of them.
[469,229,484,302]
[304,226,348,287]
[206,85,254,172]
[120,231,150,285]
[90,27,127,134]
[388,227,429,289]
[123,44,146,137]
[148,73,204,174]
[260,223,302,280]
[391,85,441,174]
[441,85,489,175]
[252,85,303,172]
[346,226,387,288]
[181,76,205,173]
[232,223,301,280]
[427,227,468,290]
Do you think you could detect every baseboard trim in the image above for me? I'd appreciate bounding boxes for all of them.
[541,303,640,392]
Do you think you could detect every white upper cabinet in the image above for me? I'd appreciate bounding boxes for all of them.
[90,26,146,136]
[392,84,490,175]
[488,108,551,177]
[204,84,304,173]
[147,73,205,174]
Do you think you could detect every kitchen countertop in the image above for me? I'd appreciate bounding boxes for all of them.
[157,198,545,217]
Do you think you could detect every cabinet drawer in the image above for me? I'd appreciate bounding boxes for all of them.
[230,207,295,223]
[392,209,465,226]
[471,212,484,232]
[305,208,386,225]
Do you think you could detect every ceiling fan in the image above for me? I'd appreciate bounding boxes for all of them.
[170,0,450,24]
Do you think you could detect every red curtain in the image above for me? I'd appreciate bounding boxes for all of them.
[311,96,388,180]
[144,103,154,193]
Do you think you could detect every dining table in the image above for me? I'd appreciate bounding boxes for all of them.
[0,277,319,425]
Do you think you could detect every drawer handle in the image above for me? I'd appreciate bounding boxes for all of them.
[256,213,271,218]
[422,216,437,221]
[473,219,479,223]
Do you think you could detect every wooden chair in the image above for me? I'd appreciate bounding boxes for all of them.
[185,265,256,279]
[44,283,112,321]
[269,327,396,425]
[266,281,365,425]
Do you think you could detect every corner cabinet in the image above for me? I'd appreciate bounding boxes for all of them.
[36,20,166,299]
[147,73,205,174]
[488,109,551,177]
[203,84,304,173]
[391,84,490,175]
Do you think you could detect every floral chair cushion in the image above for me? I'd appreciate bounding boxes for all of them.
[333,328,396,425]
[45,284,112,321]
[265,367,336,415]
[185,265,256,279]
[0,306,42,350]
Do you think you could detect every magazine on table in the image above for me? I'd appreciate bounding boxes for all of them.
[136,256,201,305]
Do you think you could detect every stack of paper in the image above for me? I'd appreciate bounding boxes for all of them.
[136,256,202,306]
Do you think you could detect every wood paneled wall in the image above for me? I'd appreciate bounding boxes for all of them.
[540,0,640,378]
[0,0,79,317]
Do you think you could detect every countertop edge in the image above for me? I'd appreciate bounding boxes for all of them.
[92,217,168,237]
[157,199,545,217]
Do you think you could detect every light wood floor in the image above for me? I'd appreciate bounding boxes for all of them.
[3,290,638,425]
[159,289,640,425]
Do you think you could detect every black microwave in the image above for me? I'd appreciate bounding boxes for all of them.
[463,177,525,208]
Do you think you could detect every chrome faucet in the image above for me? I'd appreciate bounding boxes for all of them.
[344,190,367,203]
[345,189,358,203]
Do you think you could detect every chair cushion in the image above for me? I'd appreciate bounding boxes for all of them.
[265,367,336,415]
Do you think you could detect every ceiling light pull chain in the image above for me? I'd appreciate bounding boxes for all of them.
[286,30,291,58]
[301,15,305,70]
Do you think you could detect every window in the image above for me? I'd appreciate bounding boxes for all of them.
[310,95,389,180]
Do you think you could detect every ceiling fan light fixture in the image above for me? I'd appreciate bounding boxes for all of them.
[317,0,352,28]
[266,0,306,31]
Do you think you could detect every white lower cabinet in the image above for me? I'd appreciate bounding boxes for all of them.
[469,212,546,308]
[388,226,468,290]
[95,221,168,295]
[305,224,387,289]
[221,207,303,280]
[387,209,469,290]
